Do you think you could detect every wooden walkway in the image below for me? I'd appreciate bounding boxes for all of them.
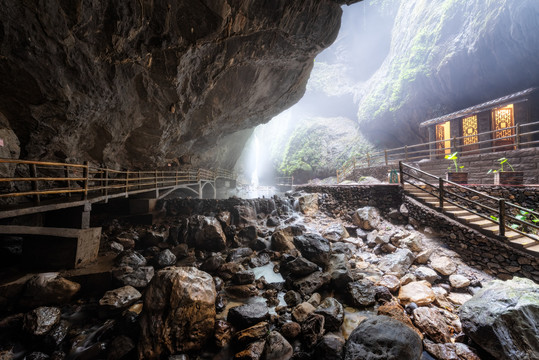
[0,159,236,219]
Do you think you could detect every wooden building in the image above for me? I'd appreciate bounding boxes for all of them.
[420,88,539,158]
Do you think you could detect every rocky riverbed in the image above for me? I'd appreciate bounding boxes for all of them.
[0,191,538,360]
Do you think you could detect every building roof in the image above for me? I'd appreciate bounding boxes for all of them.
[419,87,537,128]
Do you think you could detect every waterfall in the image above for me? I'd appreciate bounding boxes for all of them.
[251,133,260,187]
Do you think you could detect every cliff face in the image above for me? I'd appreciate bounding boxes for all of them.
[357,0,539,147]
[0,0,355,169]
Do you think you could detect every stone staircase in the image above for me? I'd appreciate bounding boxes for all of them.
[403,184,539,255]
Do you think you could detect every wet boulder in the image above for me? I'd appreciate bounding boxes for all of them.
[115,250,147,268]
[315,297,344,331]
[398,281,436,306]
[289,271,331,296]
[423,339,480,360]
[352,206,380,230]
[347,279,376,308]
[297,193,319,215]
[227,303,269,330]
[234,339,265,360]
[271,228,296,252]
[280,256,319,278]
[113,266,154,288]
[344,315,422,360]
[24,306,61,336]
[233,321,269,346]
[322,223,350,242]
[139,267,216,358]
[293,233,331,267]
[377,248,415,277]
[20,273,80,308]
[195,217,227,252]
[412,307,454,343]
[327,253,353,289]
[264,331,293,360]
[301,313,325,347]
[459,277,539,360]
[232,270,256,285]
[313,334,345,360]
[227,247,254,262]
[99,286,142,310]
[154,249,177,268]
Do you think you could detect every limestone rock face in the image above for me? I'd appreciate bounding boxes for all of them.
[459,277,539,360]
[0,0,355,169]
[139,266,217,359]
[357,0,539,147]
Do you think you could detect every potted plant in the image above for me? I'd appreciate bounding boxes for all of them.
[487,157,524,185]
[445,152,468,184]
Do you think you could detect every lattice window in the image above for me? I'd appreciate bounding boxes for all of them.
[462,115,478,145]
[493,105,514,139]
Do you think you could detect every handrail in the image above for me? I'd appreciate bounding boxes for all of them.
[0,158,237,206]
[337,120,539,183]
[399,161,539,247]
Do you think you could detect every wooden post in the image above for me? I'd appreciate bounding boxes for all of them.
[367,152,371,167]
[452,136,458,154]
[83,161,89,200]
[104,169,109,203]
[438,177,444,209]
[155,170,158,189]
[138,171,141,190]
[384,149,388,166]
[175,170,178,186]
[65,166,71,198]
[498,199,506,237]
[30,163,40,204]
[405,146,409,161]
[515,124,521,149]
[125,170,129,198]
[399,161,404,186]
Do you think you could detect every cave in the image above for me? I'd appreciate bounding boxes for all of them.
[1,1,539,360]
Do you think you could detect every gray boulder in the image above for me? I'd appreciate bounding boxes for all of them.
[344,315,423,360]
[293,233,331,267]
[377,248,415,277]
[459,277,539,360]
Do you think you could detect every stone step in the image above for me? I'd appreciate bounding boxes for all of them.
[460,214,483,222]
[504,231,522,240]
[470,219,497,227]
[510,236,538,247]
[446,209,470,216]
[526,244,539,253]
[483,224,501,233]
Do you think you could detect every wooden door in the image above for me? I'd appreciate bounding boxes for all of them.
[492,104,515,151]
[436,121,451,158]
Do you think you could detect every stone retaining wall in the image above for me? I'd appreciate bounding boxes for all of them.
[405,197,539,283]
[295,184,402,214]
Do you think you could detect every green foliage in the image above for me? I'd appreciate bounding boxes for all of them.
[487,157,515,174]
[278,124,325,176]
[445,152,464,172]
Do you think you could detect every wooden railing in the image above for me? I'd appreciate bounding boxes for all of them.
[275,176,294,188]
[0,159,236,205]
[337,121,539,182]
[399,162,539,244]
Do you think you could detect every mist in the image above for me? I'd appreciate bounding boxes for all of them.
[236,1,396,184]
